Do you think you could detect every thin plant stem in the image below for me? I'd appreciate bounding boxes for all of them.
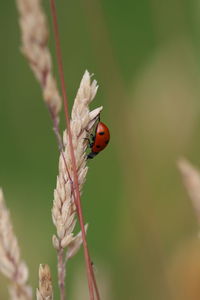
[48,108,64,152]
[57,249,66,300]
[49,1,99,299]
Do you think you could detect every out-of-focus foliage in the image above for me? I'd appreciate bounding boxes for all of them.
[1,1,200,299]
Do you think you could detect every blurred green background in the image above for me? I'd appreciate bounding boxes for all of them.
[1,0,200,299]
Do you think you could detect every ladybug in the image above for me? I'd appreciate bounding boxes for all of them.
[87,121,110,159]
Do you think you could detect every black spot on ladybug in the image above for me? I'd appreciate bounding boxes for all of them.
[99,131,105,135]
[96,145,101,148]
[105,140,109,144]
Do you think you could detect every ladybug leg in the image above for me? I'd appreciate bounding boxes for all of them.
[85,129,95,140]
[84,128,95,142]
[84,133,95,142]
[83,137,90,142]
[87,151,98,160]
[83,137,93,148]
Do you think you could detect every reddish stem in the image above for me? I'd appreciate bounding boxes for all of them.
[49,1,97,299]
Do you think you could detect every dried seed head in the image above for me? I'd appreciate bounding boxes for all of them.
[36,264,53,300]
[66,224,89,260]
[16,0,62,116]
[52,71,102,251]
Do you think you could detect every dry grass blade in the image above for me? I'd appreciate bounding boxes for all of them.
[178,158,200,223]
[16,0,62,118]
[36,264,53,300]
[0,188,32,300]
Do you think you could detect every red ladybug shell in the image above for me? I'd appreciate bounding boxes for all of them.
[87,122,110,159]
[92,122,110,152]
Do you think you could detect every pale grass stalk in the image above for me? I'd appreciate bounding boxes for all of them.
[36,264,53,300]
[0,188,32,300]
[52,71,102,299]
[178,158,200,223]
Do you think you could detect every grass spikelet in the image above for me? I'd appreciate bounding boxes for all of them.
[0,188,32,300]
[16,0,61,117]
[36,264,53,300]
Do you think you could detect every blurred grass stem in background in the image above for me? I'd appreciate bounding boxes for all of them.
[0,189,32,299]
